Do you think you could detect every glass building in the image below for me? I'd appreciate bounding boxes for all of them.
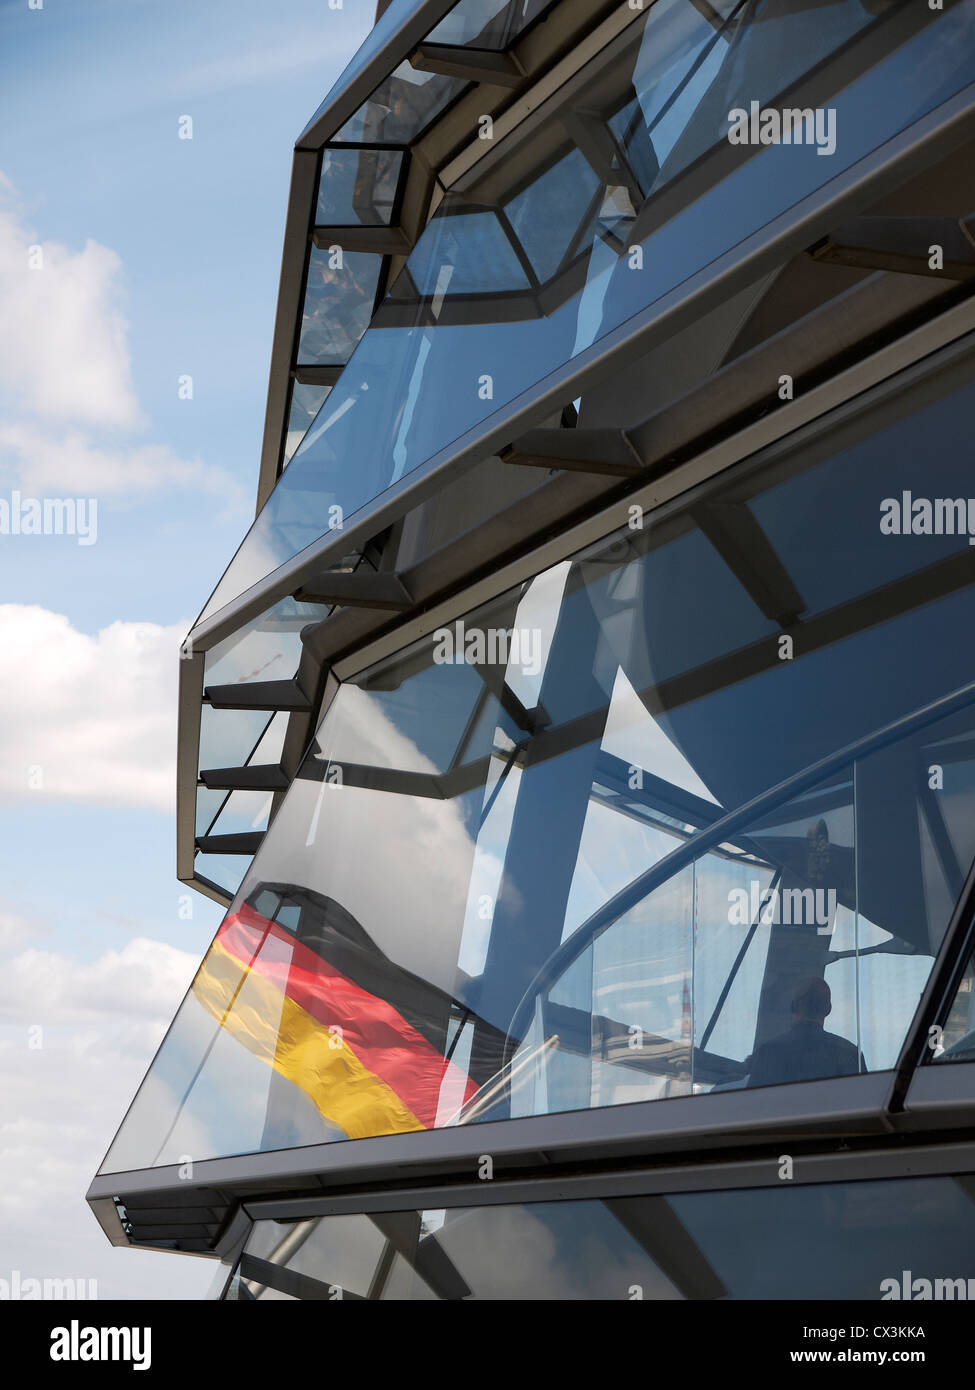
[89,0,975,1300]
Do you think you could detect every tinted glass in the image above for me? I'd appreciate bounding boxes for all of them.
[200,0,971,619]
[316,147,403,227]
[234,1173,975,1300]
[332,63,466,144]
[101,351,975,1170]
[426,0,552,49]
[285,382,331,464]
[297,247,382,366]
[300,0,436,140]
[932,931,975,1064]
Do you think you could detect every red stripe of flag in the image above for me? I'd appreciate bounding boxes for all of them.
[216,905,477,1127]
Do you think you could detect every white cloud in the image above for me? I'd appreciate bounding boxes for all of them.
[0,421,247,514]
[0,181,245,517]
[0,936,199,1025]
[0,931,213,1300]
[0,913,39,952]
[0,189,142,430]
[0,605,187,812]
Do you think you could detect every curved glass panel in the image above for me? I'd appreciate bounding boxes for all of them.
[233,1173,975,1299]
[200,0,972,620]
[101,350,975,1170]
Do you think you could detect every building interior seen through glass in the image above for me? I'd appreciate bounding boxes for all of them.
[100,343,975,1172]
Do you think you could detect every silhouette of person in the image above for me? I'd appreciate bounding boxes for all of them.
[745,976,864,1087]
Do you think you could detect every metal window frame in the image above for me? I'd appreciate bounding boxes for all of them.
[180,1130,975,1267]
[176,287,975,904]
[192,77,975,649]
[136,296,975,1250]
[85,842,975,1237]
[241,1137,975,1225]
[328,293,975,681]
[264,0,645,511]
[218,1137,975,1292]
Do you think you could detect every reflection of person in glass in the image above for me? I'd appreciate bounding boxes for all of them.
[745,977,865,1087]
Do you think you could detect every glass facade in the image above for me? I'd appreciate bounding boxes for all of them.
[102,345,975,1172]
[199,0,973,620]
[92,0,975,1298]
[230,1173,975,1300]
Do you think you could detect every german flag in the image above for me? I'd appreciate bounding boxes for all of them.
[191,894,480,1140]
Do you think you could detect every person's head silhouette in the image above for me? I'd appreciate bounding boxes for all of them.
[791,975,831,1026]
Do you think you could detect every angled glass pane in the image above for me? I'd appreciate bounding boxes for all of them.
[316,147,404,227]
[300,0,436,141]
[234,1173,975,1300]
[425,0,553,50]
[102,351,975,1169]
[938,944,975,1063]
[198,707,274,783]
[403,210,533,295]
[195,786,229,839]
[200,0,971,620]
[194,850,251,899]
[203,595,322,691]
[332,63,466,144]
[503,146,603,283]
[285,382,331,464]
[204,790,274,842]
[297,246,382,366]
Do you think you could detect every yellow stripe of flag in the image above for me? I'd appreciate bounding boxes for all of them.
[192,937,426,1139]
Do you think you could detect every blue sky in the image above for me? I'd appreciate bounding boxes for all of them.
[0,0,372,1300]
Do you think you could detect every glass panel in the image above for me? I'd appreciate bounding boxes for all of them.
[251,710,289,765]
[300,0,434,140]
[285,383,331,464]
[426,0,553,50]
[316,147,403,227]
[200,0,971,619]
[206,789,273,838]
[938,945,975,1062]
[332,64,466,145]
[102,350,975,1169]
[198,707,273,785]
[233,1173,975,1300]
[196,713,288,840]
[297,247,382,366]
[193,851,250,899]
[405,211,532,295]
[203,596,322,688]
[195,786,228,839]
